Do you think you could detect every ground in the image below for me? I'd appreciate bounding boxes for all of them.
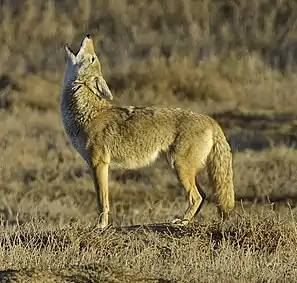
[1,1,297,282]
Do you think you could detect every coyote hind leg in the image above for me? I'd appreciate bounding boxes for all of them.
[169,129,212,226]
[91,162,110,229]
[194,178,206,216]
[171,166,206,226]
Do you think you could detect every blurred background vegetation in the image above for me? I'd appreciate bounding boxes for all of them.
[1,0,297,112]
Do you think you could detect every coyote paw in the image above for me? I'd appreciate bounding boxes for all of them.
[170,218,189,227]
[96,212,109,230]
[96,221,109,230]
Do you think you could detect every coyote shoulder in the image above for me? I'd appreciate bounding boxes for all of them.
[60,35,235,228]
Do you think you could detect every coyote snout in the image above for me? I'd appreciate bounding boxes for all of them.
[60,35,235,228]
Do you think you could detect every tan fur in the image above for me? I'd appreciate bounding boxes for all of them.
[60,35,235,228]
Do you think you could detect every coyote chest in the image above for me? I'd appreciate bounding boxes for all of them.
[61,109,89,162]
[69,129,88,161]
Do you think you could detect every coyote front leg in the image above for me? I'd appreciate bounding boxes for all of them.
[91,162,109,228]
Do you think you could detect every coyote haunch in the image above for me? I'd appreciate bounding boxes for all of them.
[60,35,235,228]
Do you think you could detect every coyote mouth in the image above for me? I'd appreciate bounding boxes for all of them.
[65,35,93,57]
[65,43,76,55]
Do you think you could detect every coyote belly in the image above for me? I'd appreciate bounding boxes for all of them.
[110,151,160,169]
[60,35,235,229]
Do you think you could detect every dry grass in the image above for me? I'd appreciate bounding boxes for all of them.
[1,0,297,282]
[1,211,297,282]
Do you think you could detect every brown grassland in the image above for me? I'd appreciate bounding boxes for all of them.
[1,0,297,282]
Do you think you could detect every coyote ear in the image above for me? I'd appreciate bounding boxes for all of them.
[96,76,113,100]
[87,76,113,100]
[65,44,76,64]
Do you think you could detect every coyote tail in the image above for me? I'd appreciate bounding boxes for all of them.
[207,130,234,218]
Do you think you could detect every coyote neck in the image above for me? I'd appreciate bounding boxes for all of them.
[61,82,111,126]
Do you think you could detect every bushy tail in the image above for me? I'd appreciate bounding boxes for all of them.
[207,129,234,218]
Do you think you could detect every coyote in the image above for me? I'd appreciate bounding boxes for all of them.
[60,35,235,228]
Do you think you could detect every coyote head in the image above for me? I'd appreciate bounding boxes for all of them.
[64,34,113,100]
